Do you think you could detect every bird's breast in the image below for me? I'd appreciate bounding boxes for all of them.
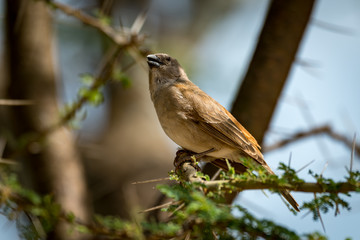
[152,86,214,153]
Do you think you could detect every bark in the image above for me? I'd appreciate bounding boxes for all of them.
[231,0,315,145]
[5,1,89,239]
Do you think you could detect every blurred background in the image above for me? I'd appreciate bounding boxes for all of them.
[1,0,359,239]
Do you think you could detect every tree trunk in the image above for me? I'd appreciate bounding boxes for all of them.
[231,0,315,145]
[5,1,89,239]
[203,0,315,204]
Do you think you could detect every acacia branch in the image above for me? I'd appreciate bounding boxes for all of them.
[175,154,360,194]
[204,179,360,193]
[49,1,146,46]
[25,1,148,140]
[264,125,360,156]
[43,46,122,135]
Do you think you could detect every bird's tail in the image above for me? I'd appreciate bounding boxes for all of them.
[260,164,300,212]
[211,159,300,212]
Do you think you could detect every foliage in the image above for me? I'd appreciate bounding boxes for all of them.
[2,1,359,239]
[3,161,360,239]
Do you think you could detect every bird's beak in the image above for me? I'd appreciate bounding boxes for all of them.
[147,55,163,68]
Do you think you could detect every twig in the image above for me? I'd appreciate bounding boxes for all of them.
[264,125,360,157]
[42,46,123,136]
[131,177,171,185]
[49,1,146,46]
[0,158,18,165]
[350,134,356,172]
[139,200,180,213]
[211,169,222,181]
[0,99,34,106]
[25,1,149,140]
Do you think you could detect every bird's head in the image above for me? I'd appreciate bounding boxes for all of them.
[147,53,188,86]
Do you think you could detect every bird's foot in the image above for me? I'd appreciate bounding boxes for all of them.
[174,149,201,172]
[174,148,216,172]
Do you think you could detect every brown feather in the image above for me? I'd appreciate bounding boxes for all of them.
[147,53,299,212]
[177,82,265,165]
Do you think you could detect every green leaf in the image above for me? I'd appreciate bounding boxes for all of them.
[112,69,132,88]
[80,73,95,86]
[75,225,90,234]
[78,87,104,106]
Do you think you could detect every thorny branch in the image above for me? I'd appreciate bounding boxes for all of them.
[203,179,360,193]
[48,1,146,46]
[42,46,122,136]
[15,1,149,147]
[264,125,360,156]
[174,151,360,194]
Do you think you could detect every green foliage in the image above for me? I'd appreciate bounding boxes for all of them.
[78,87,104,107]
[1,161,359,239]
[278,163,305,185]
[0,174,62,239]
[80,73,95,86]
[346,170,360,192]
[94,9,112,26]
[112,69,132,88]
[156,174,324,240]
[299,170,353,219]
[142,222,181,237]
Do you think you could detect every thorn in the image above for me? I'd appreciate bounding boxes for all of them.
[320,161,328,176]
[296,159,315,173]
[131,10,148,34]
[301,210,312,219]
[211,169,222,181]
[288,152,292,167]
[138,200,180,213]
[314,193,326,233]
[131,177,170,185]
[350,133,356,173]
[312,19,355,36]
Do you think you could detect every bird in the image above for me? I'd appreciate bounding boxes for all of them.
[146,53,299,212]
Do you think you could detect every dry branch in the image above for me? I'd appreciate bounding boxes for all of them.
[264,125,360,156]
[49,1,146,46]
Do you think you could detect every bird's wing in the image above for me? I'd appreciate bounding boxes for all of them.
[177,83,300,212]
[177,83,265,164]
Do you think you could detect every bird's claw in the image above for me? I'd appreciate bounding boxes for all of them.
[174,149,201,172]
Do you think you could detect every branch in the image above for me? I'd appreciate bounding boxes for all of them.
[19,1,149,143]
[204,179,360,193]
[49,1,146,46]
[174,153,360,194]
[0,99,34,105]
[264,125,360,156]
[45,46,122,134]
